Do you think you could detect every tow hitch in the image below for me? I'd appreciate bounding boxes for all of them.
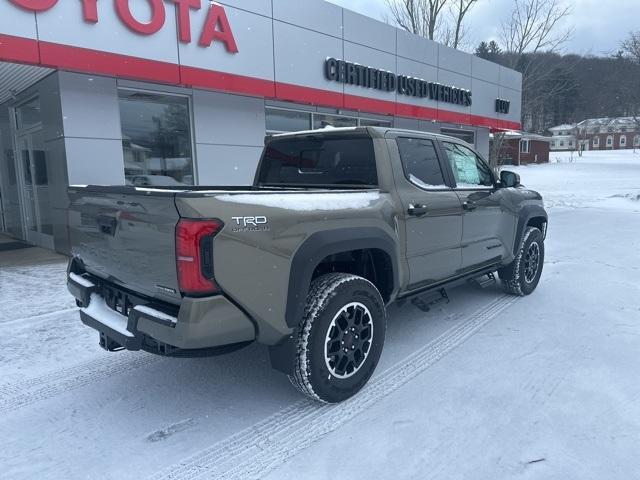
[99,332,125,352]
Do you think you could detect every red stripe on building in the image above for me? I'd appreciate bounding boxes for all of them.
[437,110,470,127]
[0,34,40,64]
[181,65,276,97]
[498,119,521,130]
[275,82,344,109]
[395,103,439,121]
[468,114,497,129]
[1,36,521,131]
[344,93,397,116]
[38,42,181,85]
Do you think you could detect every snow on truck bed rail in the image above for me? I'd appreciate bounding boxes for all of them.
[216,191,381,211]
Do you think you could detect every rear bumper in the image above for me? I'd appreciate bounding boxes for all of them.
[67,265,256,353]
[79,297,142,351]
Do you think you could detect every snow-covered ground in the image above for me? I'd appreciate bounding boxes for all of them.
[512,149,640,211]
[1,150,639,479]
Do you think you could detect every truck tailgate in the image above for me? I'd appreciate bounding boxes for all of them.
[68,186,182,304]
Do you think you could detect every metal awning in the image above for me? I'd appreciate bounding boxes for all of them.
[0,62,53,105]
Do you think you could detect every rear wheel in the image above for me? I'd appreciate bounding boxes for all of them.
[499,226,545,296]
[288,273,386,403]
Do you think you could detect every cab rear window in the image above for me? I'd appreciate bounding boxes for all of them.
[257,136,378,188]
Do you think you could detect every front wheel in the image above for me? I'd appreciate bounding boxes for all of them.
[499,226,545,296]
[288,273,386,403]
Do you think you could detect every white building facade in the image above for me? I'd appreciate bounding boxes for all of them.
[549,118,640,152]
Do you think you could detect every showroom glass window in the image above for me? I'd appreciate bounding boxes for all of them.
[359,118,393,127]
[266,108,312,134]
[265,108,393,135]
[441,128,475,146]
[118,90,194,186]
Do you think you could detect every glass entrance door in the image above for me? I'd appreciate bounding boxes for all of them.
[15,129,54,249]
[0,143,22,238]
[11,97,54,250]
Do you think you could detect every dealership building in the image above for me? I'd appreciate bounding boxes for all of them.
[0,0,522,254]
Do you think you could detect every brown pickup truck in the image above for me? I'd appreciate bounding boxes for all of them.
[67,127,547,403]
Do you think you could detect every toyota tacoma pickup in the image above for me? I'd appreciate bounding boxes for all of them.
[67,127,547,403]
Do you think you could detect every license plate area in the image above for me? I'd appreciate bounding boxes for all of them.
[104,287,133,317]
[99,282,178,321]
[100,283,149,318]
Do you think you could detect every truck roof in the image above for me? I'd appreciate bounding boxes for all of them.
[266,126,471,144]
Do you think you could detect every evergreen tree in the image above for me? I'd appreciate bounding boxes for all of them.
[475,41,490,59]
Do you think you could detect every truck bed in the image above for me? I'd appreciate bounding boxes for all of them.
[67,184,380,306]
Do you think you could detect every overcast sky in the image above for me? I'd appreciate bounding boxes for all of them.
[327,0,637,56]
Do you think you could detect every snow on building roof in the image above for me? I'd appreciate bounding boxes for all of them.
[491,130,552,142]
[576,117,639,128]
[548,124,576,131]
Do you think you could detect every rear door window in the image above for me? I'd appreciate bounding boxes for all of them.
[397,137,447,189]
[258,136,377,187]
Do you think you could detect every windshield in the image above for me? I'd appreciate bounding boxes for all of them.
[257,135,378,188]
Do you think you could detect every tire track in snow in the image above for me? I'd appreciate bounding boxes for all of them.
[151,294,519,480]
[1,307,79,327]
[0,351,162,414]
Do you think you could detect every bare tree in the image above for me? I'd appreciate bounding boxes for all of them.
[621,31,640,63]
[385,0,449,41]
[501,0,573,58]
[448,0,480,49]
[489,132,507,170]
[498,0,575,134]
[621,32,640,132]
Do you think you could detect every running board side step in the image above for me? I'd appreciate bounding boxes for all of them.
[411,288,449,312]
[472,272,497,289]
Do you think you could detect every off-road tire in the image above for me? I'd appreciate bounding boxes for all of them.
[498,226,544,296]
[288,273,386,403]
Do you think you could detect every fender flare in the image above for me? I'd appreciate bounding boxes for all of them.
[514,205,548,251]
[284,227,400,329]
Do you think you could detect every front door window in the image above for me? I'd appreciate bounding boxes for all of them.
[443,142,493,189]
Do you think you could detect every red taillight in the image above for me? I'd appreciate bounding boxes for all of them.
[175,218,223,296]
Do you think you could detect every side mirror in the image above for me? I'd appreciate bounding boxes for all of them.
[500,170,520,188]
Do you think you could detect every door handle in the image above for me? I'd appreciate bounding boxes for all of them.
[463,201,477,211]
[408,204,428,216]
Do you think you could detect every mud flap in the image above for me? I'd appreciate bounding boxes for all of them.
[268,332,298,375]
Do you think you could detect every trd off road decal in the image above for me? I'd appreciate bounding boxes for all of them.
[231,216,269,232]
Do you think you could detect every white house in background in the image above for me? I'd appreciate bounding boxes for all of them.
[548,124,577,151]
[549,124,576,136]
[548,117,640,152]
